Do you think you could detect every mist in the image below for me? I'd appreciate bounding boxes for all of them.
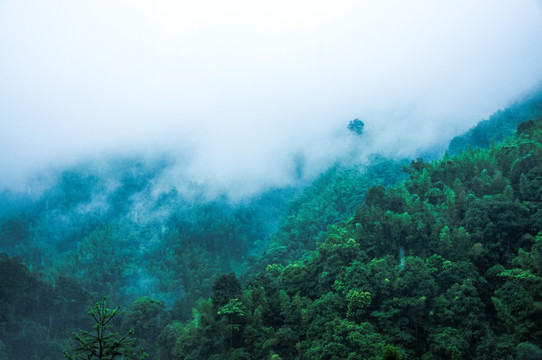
[1,0,542,197]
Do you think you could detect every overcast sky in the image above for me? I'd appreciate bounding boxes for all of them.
[1,0,542,196]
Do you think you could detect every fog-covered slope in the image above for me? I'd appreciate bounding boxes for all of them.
[448,88,542,154]
[1,91,542,359]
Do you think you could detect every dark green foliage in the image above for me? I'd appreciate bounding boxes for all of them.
[303,318,385,359]
[211,273,242,315]
[155,322,183,360]
[382,344,401,360]
[217,298,246,349]
[516,342,542,360]
[121,297,170,357]
[0,253,57,359]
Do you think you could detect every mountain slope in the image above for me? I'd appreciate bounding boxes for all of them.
[166,104,542,359]
[448,88,542,154]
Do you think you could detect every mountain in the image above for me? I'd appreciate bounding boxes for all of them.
[1,90,542,359]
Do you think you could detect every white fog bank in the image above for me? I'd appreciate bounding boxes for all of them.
[1,0,542,196]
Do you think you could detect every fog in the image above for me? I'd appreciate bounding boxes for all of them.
[1,0,542,197]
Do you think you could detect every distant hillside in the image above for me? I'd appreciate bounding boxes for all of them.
[448,88,542,154]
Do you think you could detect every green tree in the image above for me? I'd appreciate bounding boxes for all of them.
[347,118,365,135]
[303,318,385,360]
[516,342,542,360]
[156,323,184,360]
[346,289,371,321]
[382,344,402,360]
[217,298,246,349]
[64,298,147,360]
[211,273,242,315]
[121,297,170,357]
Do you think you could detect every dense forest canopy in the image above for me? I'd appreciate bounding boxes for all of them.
[1,90,542,359]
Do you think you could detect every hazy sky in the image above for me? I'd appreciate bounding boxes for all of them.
[1,0,542,196]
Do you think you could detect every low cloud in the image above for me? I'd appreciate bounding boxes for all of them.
[1,0,542,197]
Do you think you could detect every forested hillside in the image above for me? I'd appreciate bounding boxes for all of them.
[0,156,297,358]
[162,101,542,359]
[1,92,542,359]
[0,149,409,358]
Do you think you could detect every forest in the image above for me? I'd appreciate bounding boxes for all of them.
[1,90,542,359]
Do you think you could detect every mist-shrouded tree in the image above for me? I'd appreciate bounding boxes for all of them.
[63,298,147,360]
[347,118,364,135]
